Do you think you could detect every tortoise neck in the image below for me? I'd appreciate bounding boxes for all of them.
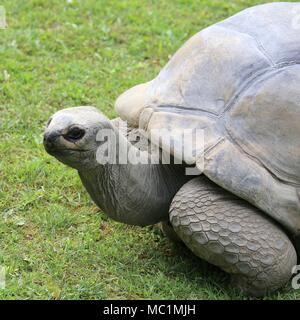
[78,131,188,225]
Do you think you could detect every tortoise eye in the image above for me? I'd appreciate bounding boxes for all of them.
[65,127,85,141]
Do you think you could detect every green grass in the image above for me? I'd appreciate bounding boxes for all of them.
[0,0,299,300]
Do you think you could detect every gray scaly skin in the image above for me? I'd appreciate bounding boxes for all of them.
[44,106,297,296]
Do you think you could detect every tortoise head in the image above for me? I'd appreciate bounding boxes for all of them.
[43,106,112,170]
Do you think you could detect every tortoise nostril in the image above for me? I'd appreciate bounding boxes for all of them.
[44,132,59,149]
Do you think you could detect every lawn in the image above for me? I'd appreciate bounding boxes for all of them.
[0,0,299,300]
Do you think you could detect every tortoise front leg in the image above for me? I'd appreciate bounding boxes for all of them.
[169,177,297,296]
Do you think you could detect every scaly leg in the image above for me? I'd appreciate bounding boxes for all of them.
[170,177,297,296]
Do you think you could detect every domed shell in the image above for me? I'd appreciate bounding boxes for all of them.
[138,2,300,159]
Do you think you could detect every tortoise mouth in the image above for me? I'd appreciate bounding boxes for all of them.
[43,138,91,156]
[45,146,91,154]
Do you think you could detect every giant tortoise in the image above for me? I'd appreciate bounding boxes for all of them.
[44,2,300,296]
